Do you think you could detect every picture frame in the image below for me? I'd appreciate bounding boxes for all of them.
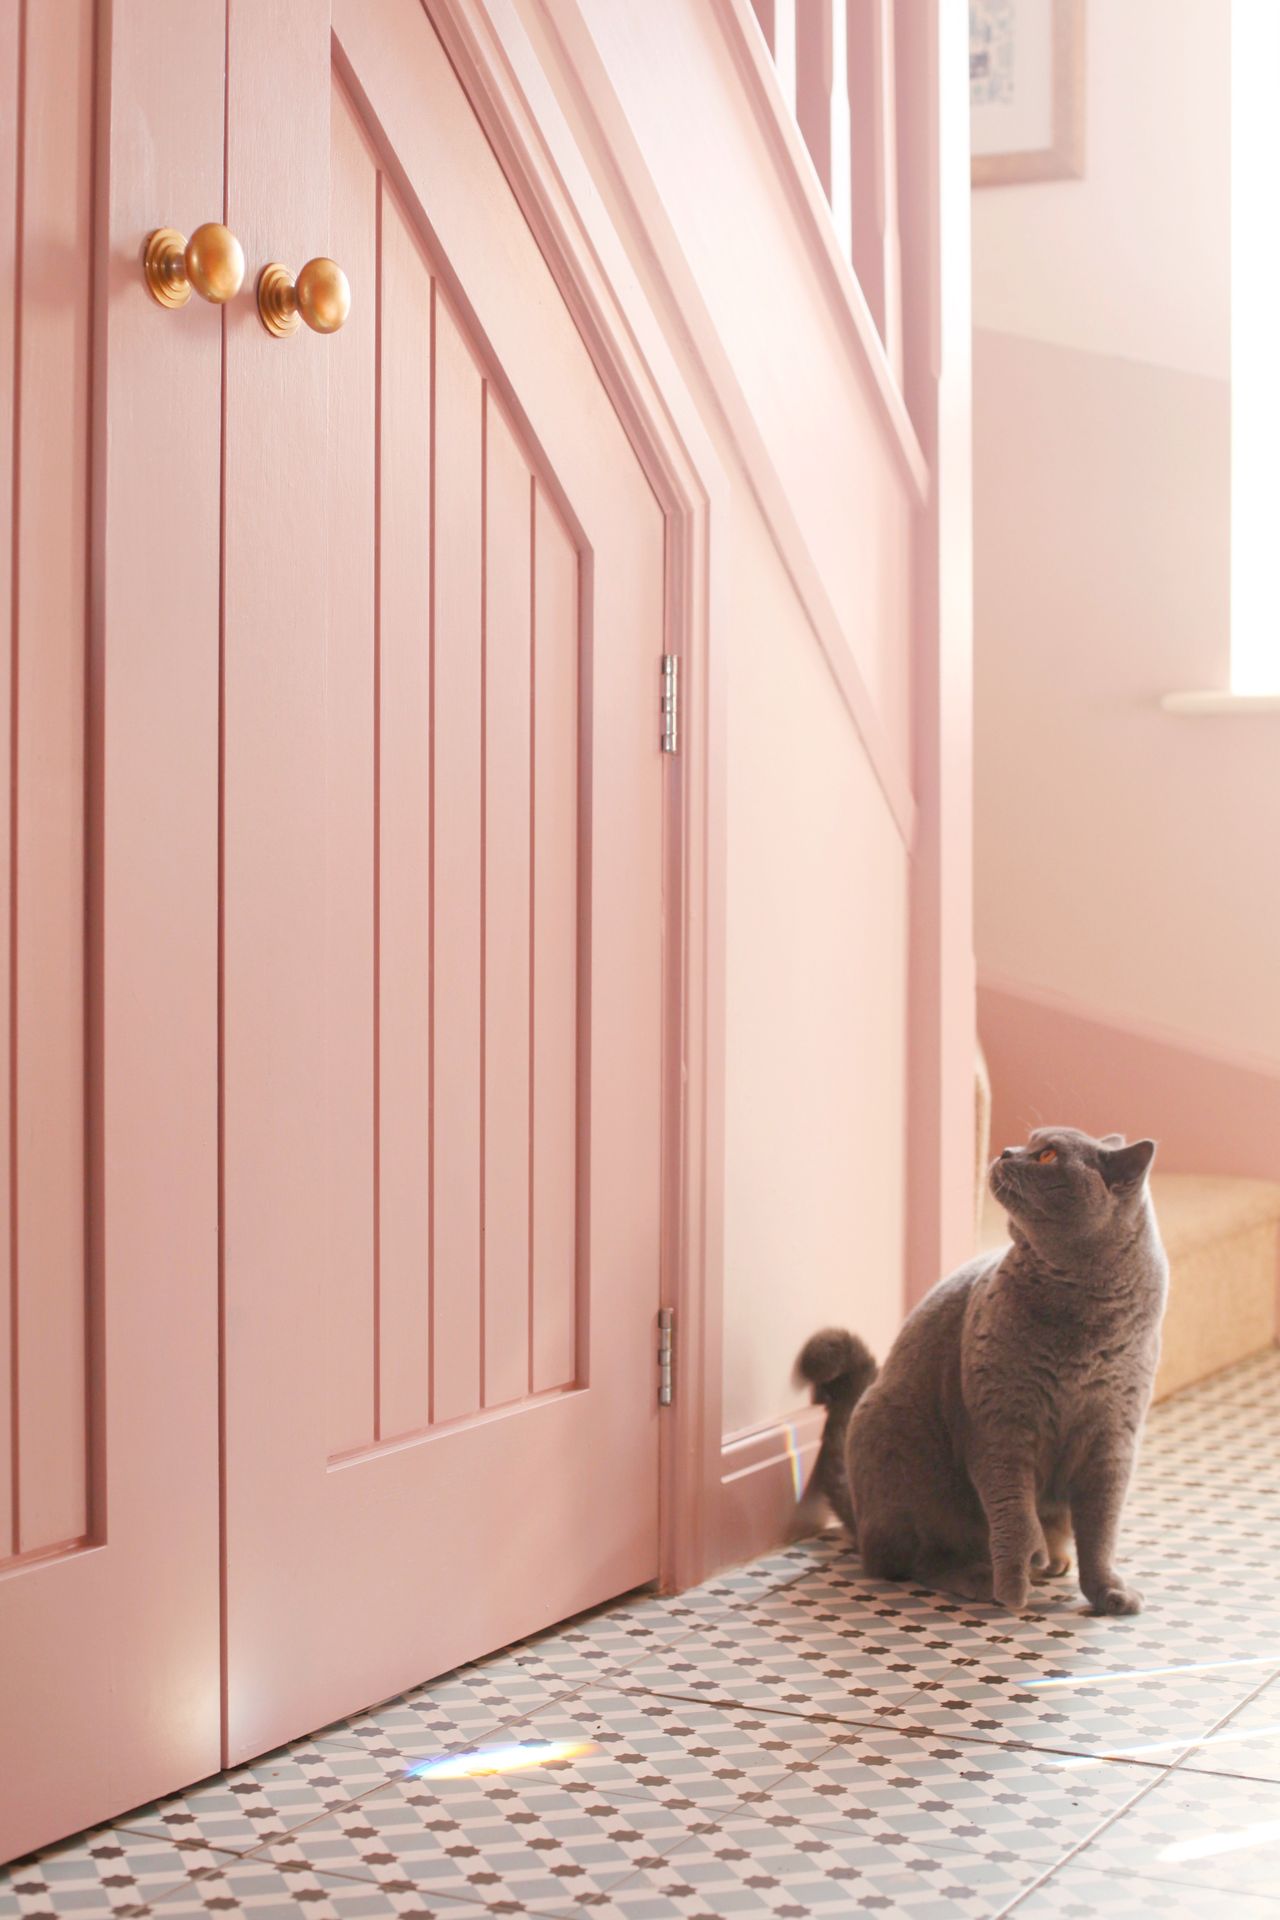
[970,0,1085,187]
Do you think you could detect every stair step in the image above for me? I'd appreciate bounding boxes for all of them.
[977,1173,1280,1402]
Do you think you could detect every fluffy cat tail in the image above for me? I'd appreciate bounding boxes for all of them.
[794,1328,878,1538]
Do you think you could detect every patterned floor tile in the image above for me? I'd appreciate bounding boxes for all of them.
[706,1718,1155,1866]
[589,1816,1049,1918]
[475,1687,847,1810]
[1067,1762,1280,1898]
[496,1596,718,1695]
[607,1586,1267,1764]
[0,1826,205,1918]
[1174,1672,1280,1781]
[148,1858,479,1916]
[245,1785,704,1912]
[117,1737,404,1855]
[1012,1861,1280,1918]
[11,1352,1280,1919]
[316,1646,577,1767]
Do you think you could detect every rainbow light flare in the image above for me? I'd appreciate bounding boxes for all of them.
[406,1739,596,1781]
[781,1420,806,1502]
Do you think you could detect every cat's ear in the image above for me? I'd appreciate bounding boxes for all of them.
[1099,1138,1156,1188]
[1099,1132,1126,1148]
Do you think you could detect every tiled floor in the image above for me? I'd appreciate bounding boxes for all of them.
[6,1353,1279,1919]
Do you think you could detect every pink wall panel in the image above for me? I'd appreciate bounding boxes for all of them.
[530,490,579,1395]
[11,0,94,1555]
[0,0,17,1562]
[324,83,378,1458]
[482,401,533,1409]
[378,190,434,1440]
[430,297,484,1427]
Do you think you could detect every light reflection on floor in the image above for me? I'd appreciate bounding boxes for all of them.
[406,1737,596,1781]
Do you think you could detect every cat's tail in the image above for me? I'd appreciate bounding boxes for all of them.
[794,1329,878,1539]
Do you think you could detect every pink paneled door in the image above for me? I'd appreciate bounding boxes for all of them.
[220,0,666,1763]
[1,0,665,1860]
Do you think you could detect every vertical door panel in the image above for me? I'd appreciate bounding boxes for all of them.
[0,0,18,1565]
[11,0,94,1558]
[530,489,580,1396]
[0,0,223,1862]
[430,296,484,1429]
[378,185,433,1441]
[481,402,532,1410]
[221,0,331,1758]
[324,84,378,1460]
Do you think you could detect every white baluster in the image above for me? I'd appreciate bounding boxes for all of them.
[796,0,852,253]
[848,0,903,379]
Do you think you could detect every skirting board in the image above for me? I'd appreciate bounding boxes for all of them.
[719,1404,827,1569]
[979,975,1280,1183]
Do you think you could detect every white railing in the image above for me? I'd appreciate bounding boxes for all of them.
[750,0,903,384]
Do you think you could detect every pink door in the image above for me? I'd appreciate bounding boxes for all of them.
[0,0,222,1862]
[220,0,667,1761]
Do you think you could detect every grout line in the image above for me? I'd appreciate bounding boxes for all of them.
[992,1664,1280,1918]
[989,1757,1181,1919]
[597,1677,1239,1778]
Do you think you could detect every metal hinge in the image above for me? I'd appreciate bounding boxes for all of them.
[660,654,679,754]
[657,1307,674,1406]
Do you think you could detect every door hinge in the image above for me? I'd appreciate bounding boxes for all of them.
[660,654,679,755]
[657,1306,674,1406]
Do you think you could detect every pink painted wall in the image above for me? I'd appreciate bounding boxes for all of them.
[721,479,908,1434]
[972,0,1229,381]
[972,1,1280,1100]
[517,0,920,1438]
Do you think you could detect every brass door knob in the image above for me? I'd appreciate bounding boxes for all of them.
[257,257,351,338]
[144,224,245,308]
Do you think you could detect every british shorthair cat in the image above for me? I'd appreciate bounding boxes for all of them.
[798,1127,1168,1614]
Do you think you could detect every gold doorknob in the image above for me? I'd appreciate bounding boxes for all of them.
[256,257,351,338]
[144,223,245,308]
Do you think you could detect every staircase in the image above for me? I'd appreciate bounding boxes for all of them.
[979,1175,1280,1401]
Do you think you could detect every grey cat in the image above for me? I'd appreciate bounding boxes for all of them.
[798,1128,1168,1615]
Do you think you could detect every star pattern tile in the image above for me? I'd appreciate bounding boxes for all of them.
[4,1353,1278,1920]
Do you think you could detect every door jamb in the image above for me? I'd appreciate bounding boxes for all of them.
[406,0,730,1590]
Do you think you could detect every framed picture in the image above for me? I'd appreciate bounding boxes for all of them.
[970,0,1085,187]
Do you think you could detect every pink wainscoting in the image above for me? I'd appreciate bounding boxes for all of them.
[520,0,972,1473]
[980,974,1280,1185]
[719,1406,826,1571]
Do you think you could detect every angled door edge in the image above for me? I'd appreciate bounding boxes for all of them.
[348,0,730,1592]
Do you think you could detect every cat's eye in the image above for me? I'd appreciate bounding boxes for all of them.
[1036,1148,1058,1164]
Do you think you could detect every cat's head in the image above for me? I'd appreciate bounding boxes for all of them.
[989,1127,1156,1257]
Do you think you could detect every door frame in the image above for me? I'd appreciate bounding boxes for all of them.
[375,0,730,1592]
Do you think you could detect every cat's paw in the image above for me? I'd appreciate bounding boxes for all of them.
[994,1570,1031,1612]
[1086,1582,1143,1617]
[1031,1555,1072,1583]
